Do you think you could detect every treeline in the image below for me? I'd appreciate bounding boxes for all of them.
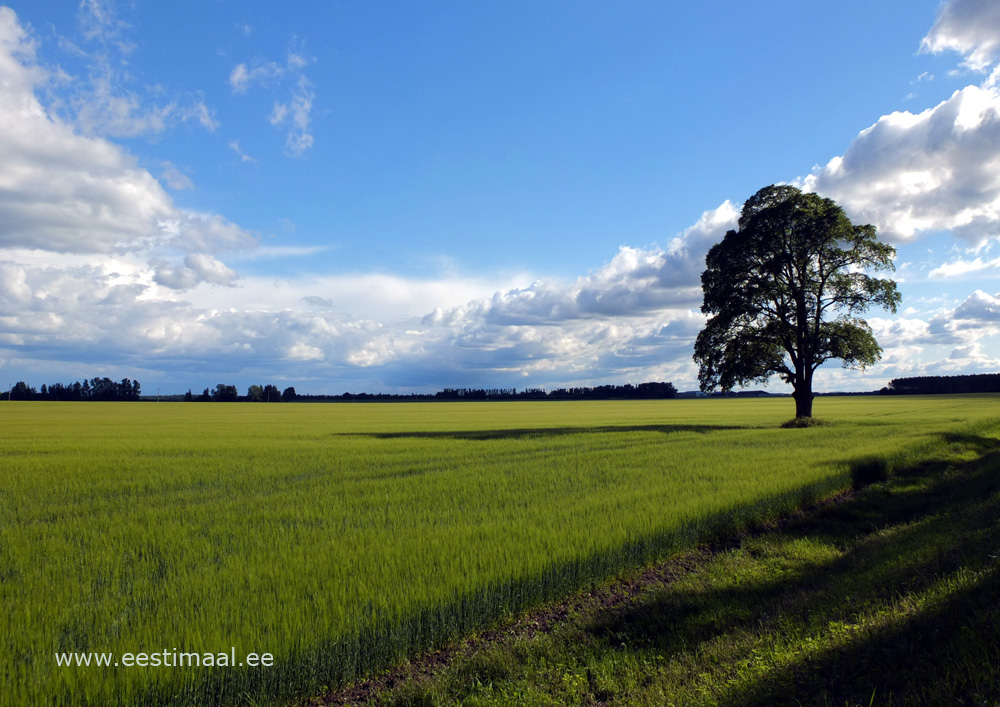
[5,377,141,401]
[884,374,1000,395]
[183,384,297,402]
[4,378,678,402]
[547,381,678,399]
[297,381,678,402]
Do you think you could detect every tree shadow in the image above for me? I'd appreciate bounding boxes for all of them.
[726,567,1000,706]
[339,424,746,441]
[585,432,1000,705]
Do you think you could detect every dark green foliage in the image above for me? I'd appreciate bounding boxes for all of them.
[5,376,140,401]
[211,383,239,401]
[695,185,900,418]
[263,384,282,402]
[8,381,35,399]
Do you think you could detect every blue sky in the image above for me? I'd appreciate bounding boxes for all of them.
[2,0,1000,394]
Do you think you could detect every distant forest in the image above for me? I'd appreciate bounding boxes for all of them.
[4,379,678,402]
[10,374,1000,401]
[4,377,140,401]
[884,373,1000,395]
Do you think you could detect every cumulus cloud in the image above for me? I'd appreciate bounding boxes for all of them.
[0,261,31,303]
[423,202,737,329]
[379,202,746,390]
[0,97,174,253]
[6,0,1000,395]
[832,291,1000,386]
[952,289,1000,322]
[867,317,938,348]
[0,204,725,391]
[799,0,1000,248]
[152,254,238,290]
[802,85,1000,245]
[0,5,253,298]
[921,0,1000,73]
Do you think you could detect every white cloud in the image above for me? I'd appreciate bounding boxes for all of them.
[229,139,256,163]
[0,4,253,305]
[928,254,1000,278]
[230,50,315,156]
[0,261,31,302]
[46,0,219,139]
[952,288,1000,322]
[160,212,256,254]
[198,270,531,321]
[423,202,738,329]
[921,0,1000,73]
[798,1,1000,247]
[184,101,219,132]
[268,102,288,125]
[868,317,937,347]
[229,61,283,94]
[152,254,237,290]
[77,0,129,47]
[233,244,328,260]
[159,162,194,191]
[5,2,1000,395]
[802,85,1000,245]
[268,75,315,157]
[386,202,745,390]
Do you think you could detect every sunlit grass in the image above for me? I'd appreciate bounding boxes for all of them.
[1,396,998,705]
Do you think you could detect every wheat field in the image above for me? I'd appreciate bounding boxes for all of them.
[2,396,996,706]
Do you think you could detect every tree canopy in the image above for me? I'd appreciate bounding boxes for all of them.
[694,185,900,418]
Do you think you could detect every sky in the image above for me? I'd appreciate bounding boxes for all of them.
[2,0,1000,395]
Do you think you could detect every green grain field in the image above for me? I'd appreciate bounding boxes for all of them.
[2,396,998,706]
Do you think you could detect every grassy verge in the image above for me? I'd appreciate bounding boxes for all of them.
[350,426,1000,707]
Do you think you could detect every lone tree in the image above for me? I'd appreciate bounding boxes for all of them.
[694,185,900,419]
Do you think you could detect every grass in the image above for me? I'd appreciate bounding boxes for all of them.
[367,424,1000,706]
[1,396,998,706]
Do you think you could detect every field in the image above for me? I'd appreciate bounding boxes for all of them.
[2,396,999,706]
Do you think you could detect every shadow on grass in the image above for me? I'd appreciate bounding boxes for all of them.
[339,424,745,441]
[585,431,1000,706]
[729,567,1000,706]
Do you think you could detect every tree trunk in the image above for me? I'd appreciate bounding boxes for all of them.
[793,376,813,418]
[793,391,812,418]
